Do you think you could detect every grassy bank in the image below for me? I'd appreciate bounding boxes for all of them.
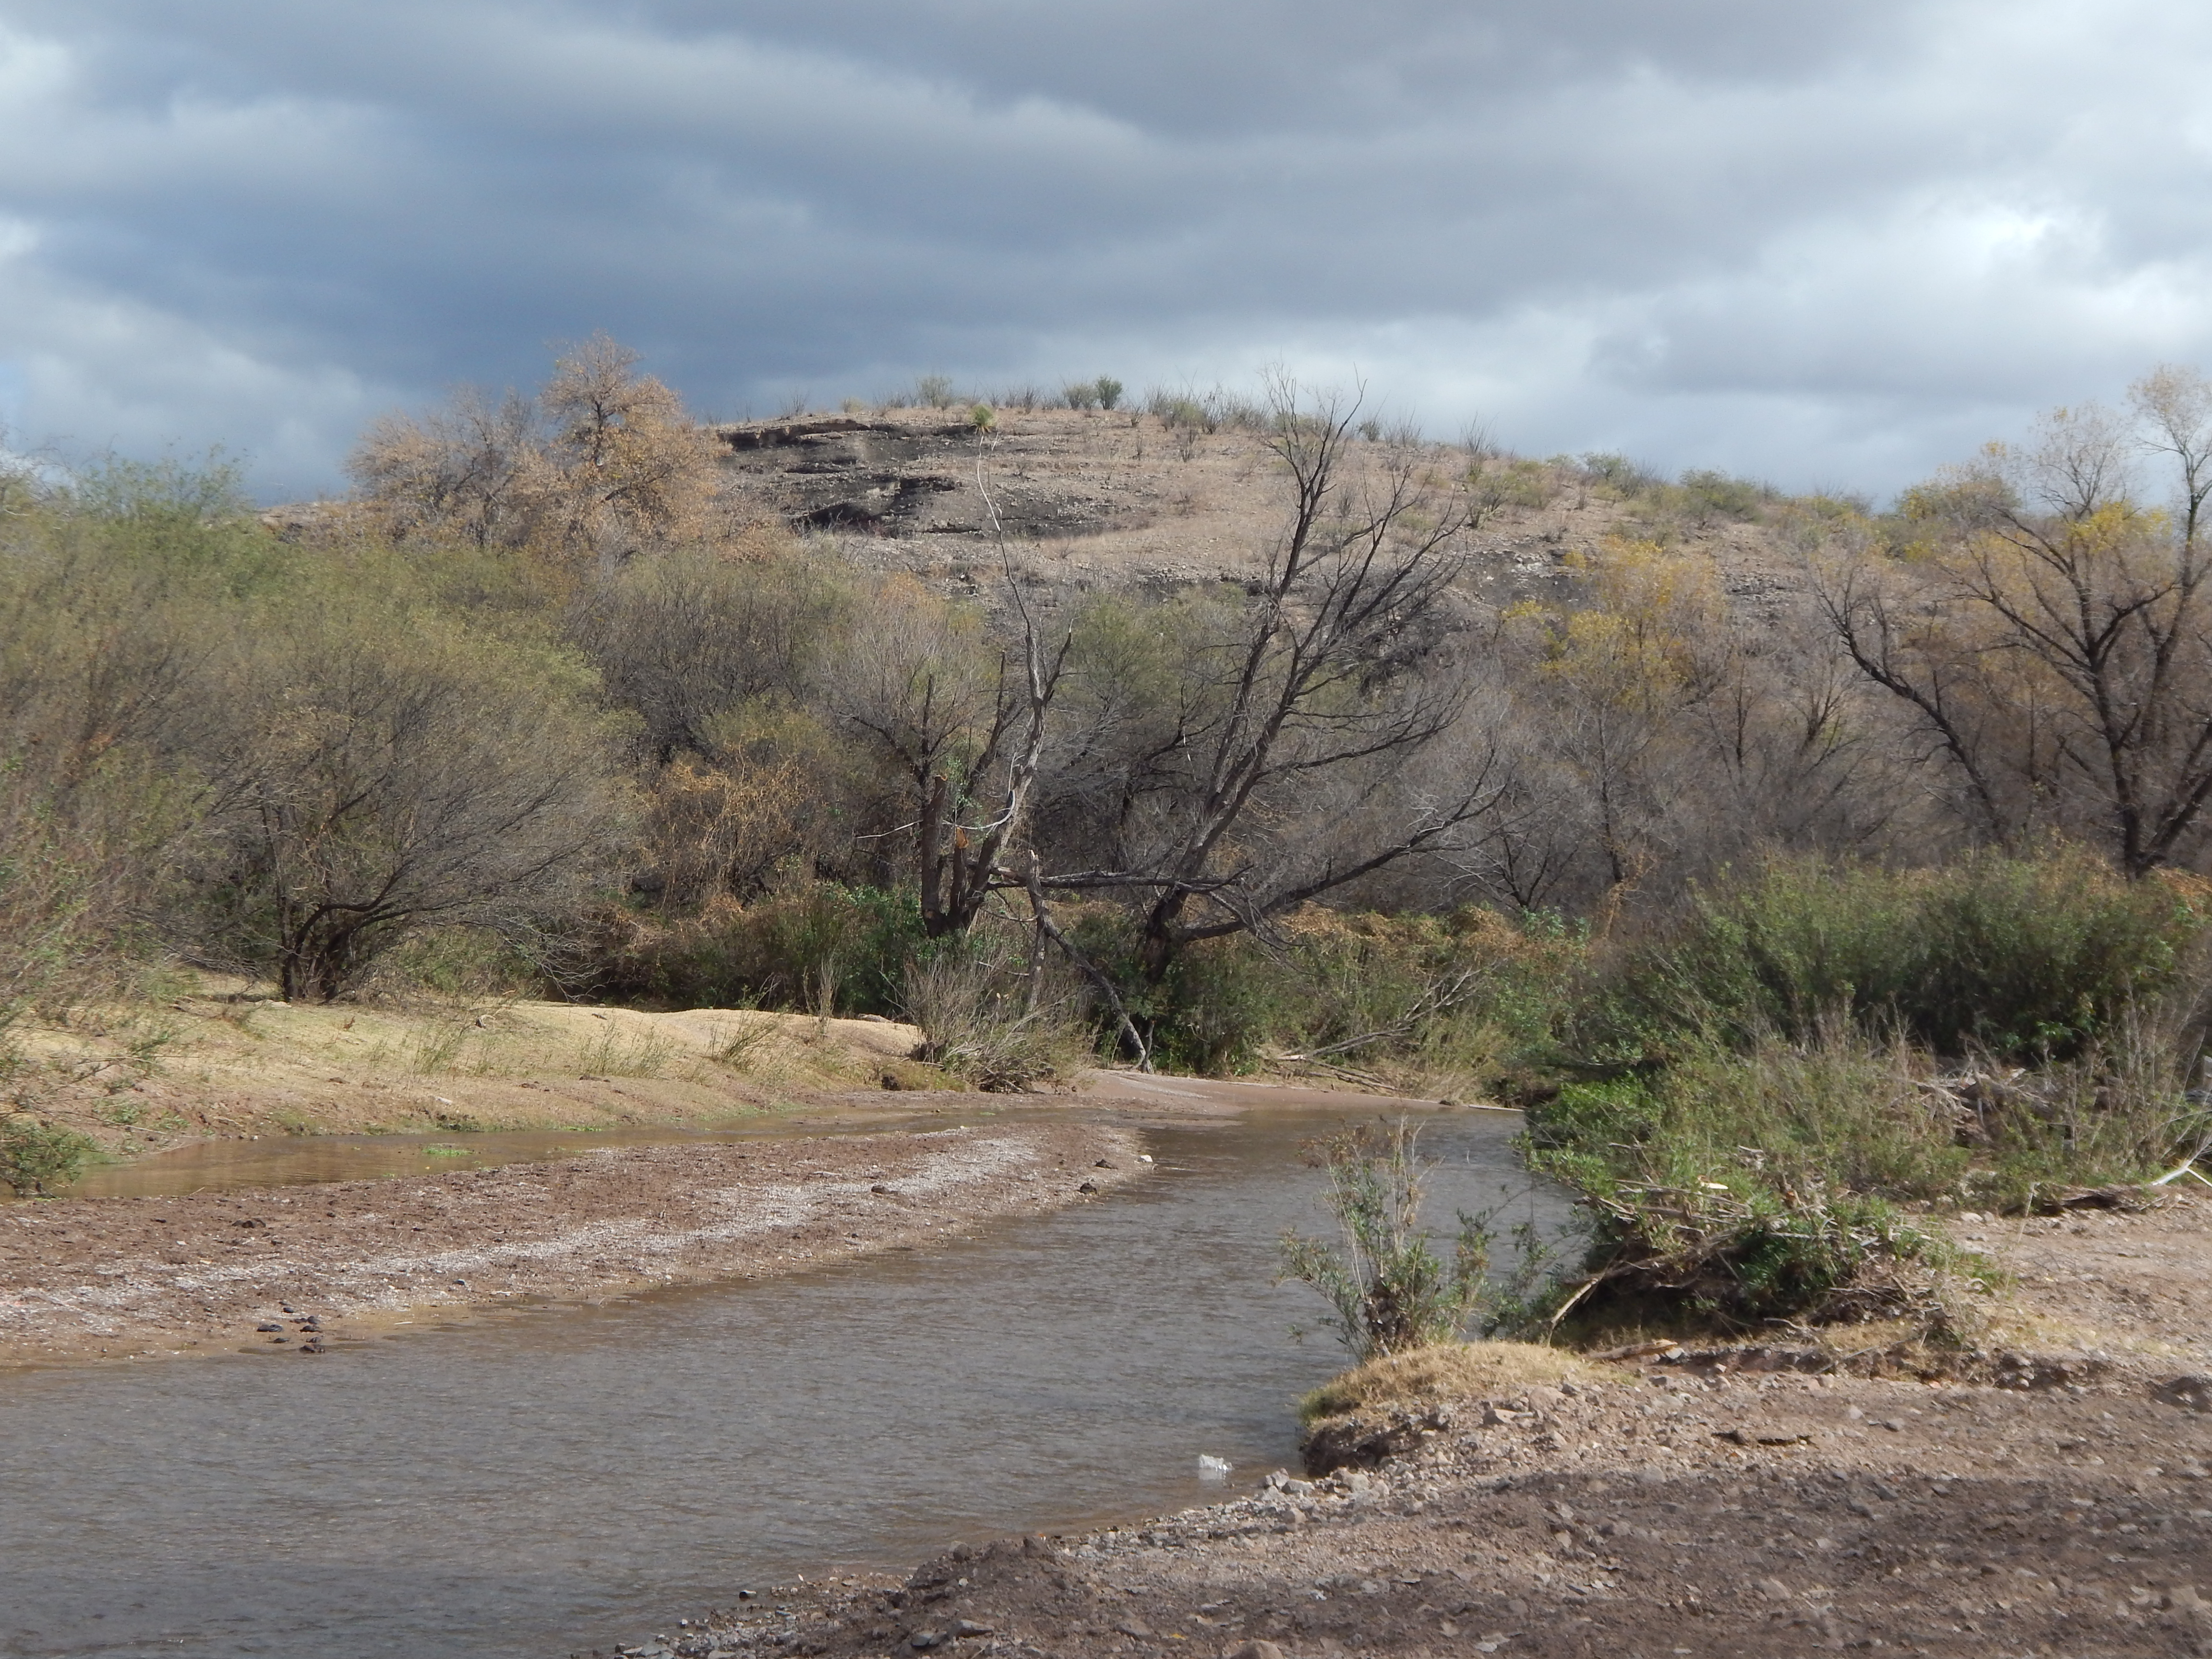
[0,971,936,1190]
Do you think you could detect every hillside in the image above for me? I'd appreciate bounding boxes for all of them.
[704,405,1800,616]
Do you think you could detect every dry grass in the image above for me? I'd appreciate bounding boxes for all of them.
[1298,1340,1603,1424]
[6,972,929,1154]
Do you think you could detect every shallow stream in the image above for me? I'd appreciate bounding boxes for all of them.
[0,1099,1557,1659]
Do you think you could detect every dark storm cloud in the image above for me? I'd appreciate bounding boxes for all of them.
[1,0,2208,497]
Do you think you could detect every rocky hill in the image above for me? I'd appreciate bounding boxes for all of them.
[707,406,1803,617]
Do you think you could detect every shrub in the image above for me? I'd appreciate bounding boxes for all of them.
[1677,468,1773,525]
[914,375,956,409]
[593,885,925,1016]
[1279,1119,1493,1358]
[0,1118,96,1196]
[1575,452,1665,496]
[1094,376,1124,411]
[1524,1034,1996,1334]
[204,600,625,1002]
[1066,905,1580,1088]
[901,946,1093,1091]
[1601,850,2206,1062]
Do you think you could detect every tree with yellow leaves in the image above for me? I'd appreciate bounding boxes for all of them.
[1821,369,2212,874]
[348,334,720,557]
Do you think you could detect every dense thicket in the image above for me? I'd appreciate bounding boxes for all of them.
[8,356,2212,1098]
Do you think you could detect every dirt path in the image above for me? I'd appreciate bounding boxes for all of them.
[638,1195,2212,1659]
[0,1121,1143,1366]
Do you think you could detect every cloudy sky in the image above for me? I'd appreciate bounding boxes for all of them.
[3,0,2210,501]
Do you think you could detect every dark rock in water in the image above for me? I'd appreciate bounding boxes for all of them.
[255,1322,285,1332]
[298,1316,323,1332]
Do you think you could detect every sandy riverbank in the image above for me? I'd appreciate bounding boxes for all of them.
[0,1120,1144,1366]
[619,1193,2212,1659]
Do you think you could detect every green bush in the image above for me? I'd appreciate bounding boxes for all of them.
[1676,468,1773,524]
[1279,1119,1493,1358]
[1524,1012,2209,1333]
[1524,1035,1993,1333]
[595,884,926,1016]
[0,1118,96,1196]
[1063,904,1581,1083]
[1601,850,2205,1062]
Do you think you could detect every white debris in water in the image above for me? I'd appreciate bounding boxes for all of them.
[1198,1455,1232,1481]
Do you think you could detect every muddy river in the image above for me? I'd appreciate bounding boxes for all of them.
[0,1098,1556,1659]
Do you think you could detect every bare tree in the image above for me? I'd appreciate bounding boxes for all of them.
[1036,380,1493,978]
[1819,371,2212,874]
[348,386,542,548]
[541,333,721,550]
[213,612,624,1001]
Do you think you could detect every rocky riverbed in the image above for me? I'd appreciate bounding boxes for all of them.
[0,1121,1145,1365]
[594,1192,2212,1659]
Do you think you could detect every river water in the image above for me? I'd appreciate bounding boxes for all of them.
[0,1100,1557,1659]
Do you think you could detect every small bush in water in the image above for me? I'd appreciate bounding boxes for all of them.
[1279,1118,1492,1358]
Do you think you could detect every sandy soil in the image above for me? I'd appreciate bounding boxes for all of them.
[0,1120,1143,1366]
[621,1194,2212,1659]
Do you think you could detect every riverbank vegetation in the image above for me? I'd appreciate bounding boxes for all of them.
[6,346,2212,1334]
